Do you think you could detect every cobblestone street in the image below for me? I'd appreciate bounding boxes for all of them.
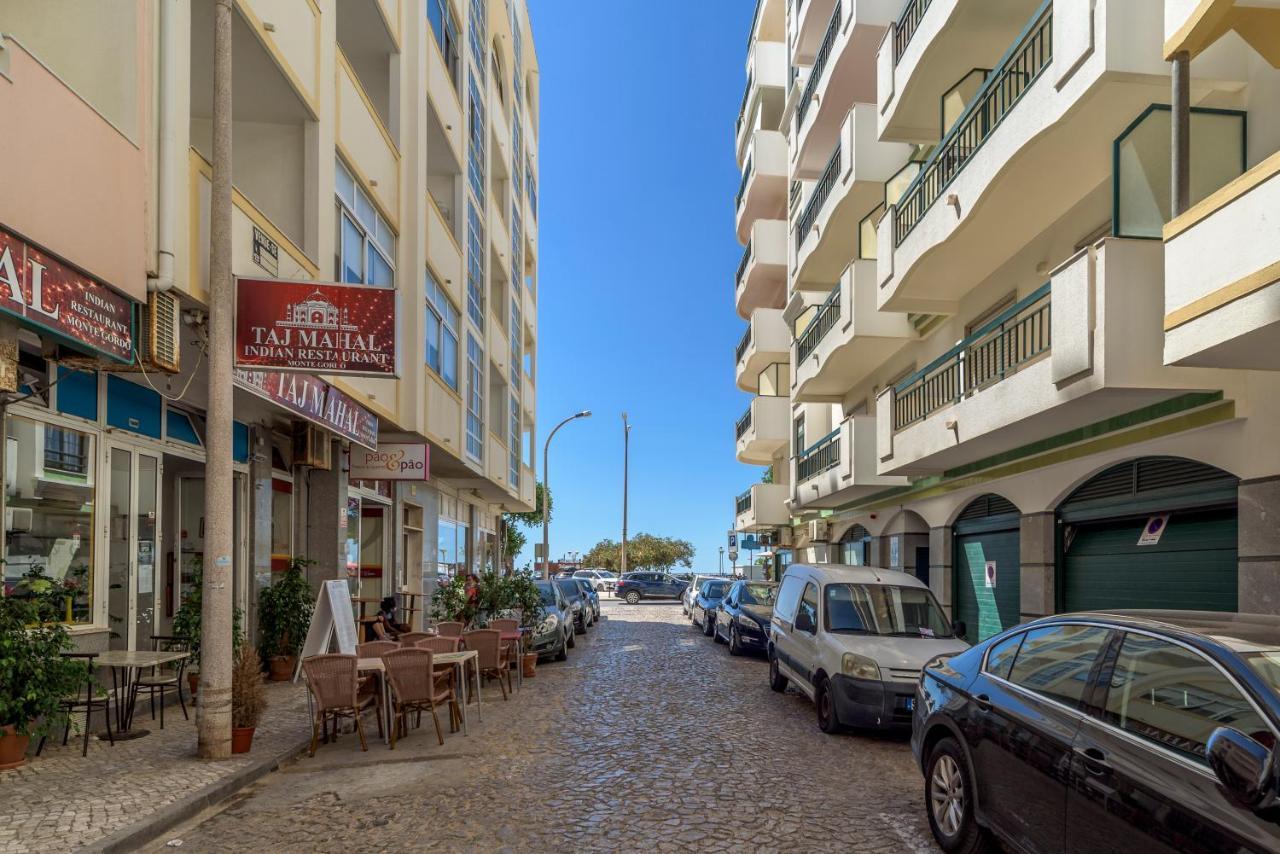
[153,599,936,853]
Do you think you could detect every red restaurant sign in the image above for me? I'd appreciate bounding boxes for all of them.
[235,278,397,376]
[0,226,134,362]
[233,369,379,450]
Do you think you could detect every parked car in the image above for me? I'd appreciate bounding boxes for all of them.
[769,564,966,734]
[555,577,593,633]
[691,578,733,635]
[714,579,777,654]
[682,575,726,615]
[615,572,688,604]
[912,610,1280,854]
[532,580,573,661]
[572,577,601,622]
[573,569,617,594]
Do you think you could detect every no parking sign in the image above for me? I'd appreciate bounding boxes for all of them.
[1137,514,1170,546]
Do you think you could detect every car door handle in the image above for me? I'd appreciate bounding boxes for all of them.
[1074,746,1111,776]
[974,693,993,712]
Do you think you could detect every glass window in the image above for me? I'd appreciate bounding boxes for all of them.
[466,201,485,327]
[1007,624,1111,707]
[335,159,395,285]
[427,0,460,84]
[508,391,519,487]
[270,478,292,567]
[941,69,989,134]
[469,0,486,79]
[425,268,460,390]
[3,416,95,624]
[985,631,1026,680]
[793,414,805,455]
[796,582,819,634]
[885,161,922,207]
[823,583,953,638]
[740,583,776,605]
[467,73,486,204]
[1105,633,1272,761]
[465,334,484,461]
[775,576,805,622]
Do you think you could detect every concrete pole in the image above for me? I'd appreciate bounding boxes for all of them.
[198,0,234,760]
[1172,50,1191,218]
[620,412,630,575]
[540,411,591,578]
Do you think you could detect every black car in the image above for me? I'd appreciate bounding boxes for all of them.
[713,580,776,655]
[614,572,688,604]
[911,610,1280,854]
[554,577,592,633]
[691,578,733,636]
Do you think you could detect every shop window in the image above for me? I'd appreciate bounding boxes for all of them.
[334,159,395,285]
[166,410,202,446]
[106,376,162,439]
[271,478,292,571]
[55,366,98,422]
[437,517,469,580]
[3,415,95,623]
[233,421,249,464]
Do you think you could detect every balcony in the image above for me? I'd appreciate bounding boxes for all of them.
[735,130,789,244]
[735,308,790,392]
[736,219,788,319]
[792,0,897,178]
[734,483,791,532]
[1163,149,1280,370]
[876,238,1213,475]
[736,395,791,464]
[794,105,912,286]
[735,40,788,167]
[878,0,1173,314]
[793,416,909,509]
[793,260,914,401]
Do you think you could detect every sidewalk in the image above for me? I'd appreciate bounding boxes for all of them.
[0,682,312,853]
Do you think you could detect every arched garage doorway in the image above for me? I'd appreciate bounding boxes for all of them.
[953,494,1021,642]
[1057,457,1239,613]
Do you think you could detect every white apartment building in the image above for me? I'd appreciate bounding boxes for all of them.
[0,0,539,650]
[733,0,1280,641]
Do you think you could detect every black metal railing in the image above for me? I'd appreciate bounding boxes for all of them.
[797,428,840,482]
[736,326,753,364]
[736,405,753,440]
[893,0,934,64]
[736,242,752,290]
[736,488,753,516]
[796,0,842,130]
[796,284,841,362]
[892,283,1051,430]
[893,2,1052,247]
[796,145,841,250]
[737,155,754,210]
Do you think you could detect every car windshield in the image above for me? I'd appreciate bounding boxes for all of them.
[1241,650,1280,695]
[739,583,777,606]
[555,580,579,599]
[823,583,953,638]
[535,582,557,606]
[704,581,731,598]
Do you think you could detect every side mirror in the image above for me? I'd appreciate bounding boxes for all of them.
[795,610,814,633]
[952,620,967,641]
[1207,727,1276,810]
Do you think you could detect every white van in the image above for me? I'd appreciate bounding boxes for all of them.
[769,564,968,733]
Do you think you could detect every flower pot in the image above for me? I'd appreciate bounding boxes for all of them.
[0,725,31,771]
[231,726,255,754]
[267,655,296,682]
[522,653,537,679]
[188,672,200,697]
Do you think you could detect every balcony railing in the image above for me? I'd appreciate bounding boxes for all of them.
[796,145,841,249]
[796,0,842,130]
[797,428,840,482]
[747,0,764,49]
[736,488,753,515]
[737,156,754,210]
[736,326,753,364]
[892,283,1051,430]
[893,0,934,64]
[736,405,754,440]
[736,242,752,290]
[796,284,841,362]
[893,1,1052,247]
[737,72,754,136]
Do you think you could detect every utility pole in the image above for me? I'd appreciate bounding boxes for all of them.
[620,412,631,575]
[199,0,234,760]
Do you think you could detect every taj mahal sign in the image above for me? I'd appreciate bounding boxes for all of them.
[234,277,397,376]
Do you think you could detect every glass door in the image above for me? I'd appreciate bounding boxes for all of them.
[106,445,161,651]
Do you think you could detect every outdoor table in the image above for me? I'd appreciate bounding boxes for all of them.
[93,649,190,740]
[358,649,479,739]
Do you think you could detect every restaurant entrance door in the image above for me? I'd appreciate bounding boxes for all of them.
[105,444,161,651]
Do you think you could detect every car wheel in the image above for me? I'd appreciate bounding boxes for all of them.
[712,621,725,644]
[554,634,568,662]
[925,737,990,854]
[728,623,743,656]
[815,676,841,734]
[703,614,715,637]
[625,591,640,605]
[768,651,788,693]
[567,629,576,649]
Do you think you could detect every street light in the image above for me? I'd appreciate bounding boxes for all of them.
[620,413,632,575]
[541,410,591,578]
[718,546,725,575]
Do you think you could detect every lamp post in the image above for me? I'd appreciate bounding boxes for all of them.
[620,412,631,575]
[541,410,591,578]
[719,546,725,575]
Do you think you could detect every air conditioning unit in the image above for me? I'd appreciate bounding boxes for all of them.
[293,423,332,470]
[139,291,181,373]
[808,519,830,543]
[777,527,794,547]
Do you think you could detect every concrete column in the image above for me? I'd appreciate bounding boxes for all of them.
[420,484,440,626]
[245,426,274,640]
[1019,512,1056,621]
[304,439,348,595]
[1239,477,1280,615]
[929,526,953,618]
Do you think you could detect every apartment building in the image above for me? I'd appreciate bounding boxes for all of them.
[0,0,540,651]
[732,0,1280,640]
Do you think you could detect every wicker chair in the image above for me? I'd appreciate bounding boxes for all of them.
[434,621,464,638]
[381,648,459,748]
[488,619,520,668]
[397,631,435,646]
[414,636,461,654]
[301,654,376,755]
[137,635,189,729]
[463,629,511,701]
[357,641,398,659]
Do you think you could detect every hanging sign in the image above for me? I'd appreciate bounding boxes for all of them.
[0,226,135,362]
[1137,514,1170,546]
[234,278,397,376]
[233,368,379,449]
[349,443,430,481]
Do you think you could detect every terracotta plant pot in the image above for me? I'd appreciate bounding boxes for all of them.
[268,655,296,682]
[0,724,31,771]
[188,672,200,697]
[231,726,255,754]
[522,653,537,679]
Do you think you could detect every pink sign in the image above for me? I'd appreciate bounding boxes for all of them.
[233,369,378,450]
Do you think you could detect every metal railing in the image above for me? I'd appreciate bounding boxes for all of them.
[893,1,1052,247]
[736,155,754,210]
[796,0,842,130]
[796,144,841,250]
[736,488,754,516]
[796,284,841,362]
[736,405,753,440]
[736,326,753,364]
[736,242,752,290]
[893,0,934,64]
[797,428,840,482]
[892,283,1051,431]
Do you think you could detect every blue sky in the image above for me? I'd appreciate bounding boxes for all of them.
[517,0,756,573]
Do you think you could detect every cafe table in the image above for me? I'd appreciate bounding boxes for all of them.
[357,648,480,739]
[93,649,190,740]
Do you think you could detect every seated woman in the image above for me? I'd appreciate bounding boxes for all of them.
[366,596,410,641]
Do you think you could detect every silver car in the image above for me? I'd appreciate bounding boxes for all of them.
[573,568,617,594]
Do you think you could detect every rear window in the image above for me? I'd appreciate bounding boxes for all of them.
[774,576,805,622]
[704,581,731,598]
[1006,625,1111,707]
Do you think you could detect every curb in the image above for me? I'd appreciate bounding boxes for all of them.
[79,735,311,854]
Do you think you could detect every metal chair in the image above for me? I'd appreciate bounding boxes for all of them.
[36,652,111,757]
[137,635,189,729]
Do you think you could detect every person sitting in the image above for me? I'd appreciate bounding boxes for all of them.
[367,596,409,641]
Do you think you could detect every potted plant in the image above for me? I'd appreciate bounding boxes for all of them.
[258,557,314,681]
[508,574,544,678]
[231,641,267,754]
[430,574,471,625]
[0,568,86,770]
[174,560,244,697]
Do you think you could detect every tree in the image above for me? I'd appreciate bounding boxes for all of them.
[761,465,774,484]
[583,533,693,572]
[583,539,621,571]
[501,482,550,573]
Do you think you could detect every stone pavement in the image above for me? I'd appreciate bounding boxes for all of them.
[1,678,311,853]
[150,599,939,853]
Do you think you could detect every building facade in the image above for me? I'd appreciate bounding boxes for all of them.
[0,0,540,650]
[732,0,1280,640]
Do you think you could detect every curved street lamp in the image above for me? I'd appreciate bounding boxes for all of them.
[541,410,591,577]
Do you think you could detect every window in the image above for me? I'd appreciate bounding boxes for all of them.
[425,268,460,390]
[1105,633,1271,761]
[270,478,292,570]
[490,52,505,106]
[468,0,486,80]
[739,583,776,605]
[1006,625,1112,707]
[796,582,819,634]
[526,154,537,220]
[793,414,806,454]
[775,576,805,623]
[466,202,485,327]
[427,0,460,84]
[823,584,953,638]
[508,391,519,487]
[43,426,90,475]
[467,73,486,204]
[984,631,1026,680]
[335,159,394,285]
[510,296,521,380]
[465,333,484,460]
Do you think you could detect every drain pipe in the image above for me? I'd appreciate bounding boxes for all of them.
[149,0,180,293]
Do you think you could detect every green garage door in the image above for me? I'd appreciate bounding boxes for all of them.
[953,495,1021,643]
